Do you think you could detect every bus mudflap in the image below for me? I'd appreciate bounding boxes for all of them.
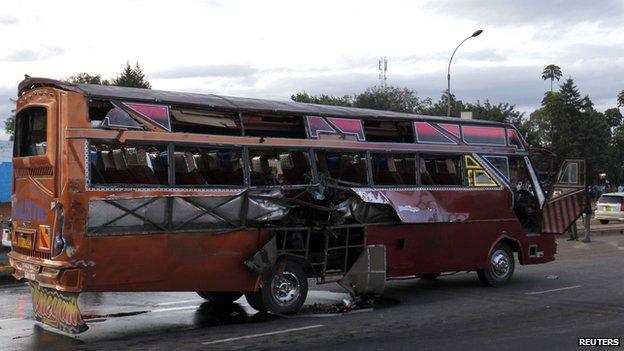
[338,245,386,297]
[29,281,88,334]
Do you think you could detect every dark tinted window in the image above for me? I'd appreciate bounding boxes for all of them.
[598,196,622,205]
[419,155,462,186]
[14,107,47,157]
[371,153,416,185]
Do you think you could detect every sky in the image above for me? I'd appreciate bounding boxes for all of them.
[0,0,623,140]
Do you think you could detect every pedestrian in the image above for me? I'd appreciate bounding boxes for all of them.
[567,221,578,241]
[618,184,624,193]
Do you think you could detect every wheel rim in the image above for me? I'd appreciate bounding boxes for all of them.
[270,271,300,306]
[490,249,511,279]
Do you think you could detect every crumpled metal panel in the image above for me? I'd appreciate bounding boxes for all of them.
[353,188,470,223]
[338,245,386,297]
[334,196,395,223]
[248,189,289,222]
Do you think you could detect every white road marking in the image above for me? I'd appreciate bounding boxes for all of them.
[202,324,325,345]
[0,317,22,323]
[155,299,203,306]
[152,305,200,313]
[525,285,582,295]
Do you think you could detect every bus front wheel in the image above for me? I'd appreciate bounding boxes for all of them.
[196,291,243,303]
[477,243,515,287]
[246,260,308,314]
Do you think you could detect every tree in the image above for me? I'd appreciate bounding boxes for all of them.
[66,73,110,85]
[618,90,624,107]
[353,86,425,113]
[111,61,152,89]
[541,64,562,92]
[604,108,623,128]
[291,92,352,106]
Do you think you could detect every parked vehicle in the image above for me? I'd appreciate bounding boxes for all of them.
[594,192,624,224]
[8,77,586,334]
[1,220,10,248]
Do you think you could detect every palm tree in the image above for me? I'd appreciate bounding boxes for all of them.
[618,89,624,107]
[541,64,562,92]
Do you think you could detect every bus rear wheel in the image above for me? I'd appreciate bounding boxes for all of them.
[477,243,515,287]
[246,260,308,314]
[196,291,243,303]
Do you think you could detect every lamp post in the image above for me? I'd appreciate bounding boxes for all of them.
[447,29,483,117]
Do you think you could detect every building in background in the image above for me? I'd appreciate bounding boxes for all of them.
[0,140,12,220]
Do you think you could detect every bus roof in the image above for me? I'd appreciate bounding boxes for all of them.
[18,77,510,127]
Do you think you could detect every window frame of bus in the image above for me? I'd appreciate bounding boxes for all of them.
[314,149,371,187]
[370,151,419,187]
[13,105,50,160]
[246,147,318,189]
[417,153,467,187]
[87,140,247,189]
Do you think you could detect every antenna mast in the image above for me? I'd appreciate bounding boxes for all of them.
[378,56,387,88]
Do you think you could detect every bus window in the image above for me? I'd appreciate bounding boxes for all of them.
[316,151,368,186]
[371,153,417,186]
[90,142,168,185]
[14,107,47,157]
[464,155,497,187]
[175,146,244,186]
[419,154,462,186]
[249,149,312,186]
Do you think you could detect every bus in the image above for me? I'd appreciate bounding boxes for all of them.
[9,77,586,333]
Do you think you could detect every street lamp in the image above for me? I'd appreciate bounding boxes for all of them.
[447,29,483,117]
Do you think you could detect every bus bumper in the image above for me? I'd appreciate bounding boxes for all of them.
[8,251,88,334]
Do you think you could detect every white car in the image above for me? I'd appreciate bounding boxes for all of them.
[595,192,624,224]
[0,220,10,248]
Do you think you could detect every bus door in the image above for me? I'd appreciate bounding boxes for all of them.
[541,159,586,234]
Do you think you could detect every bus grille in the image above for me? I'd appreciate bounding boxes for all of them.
[14,166,54,178]
[12,246,52,259]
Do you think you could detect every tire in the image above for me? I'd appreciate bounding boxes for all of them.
[244,291,267,312]
[256,260,308,314]
[417,273,441,281]
[196,291,243,303]
[477,243,515,287]
[600,220,609,224]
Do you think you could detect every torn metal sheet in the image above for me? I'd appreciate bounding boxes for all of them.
[338,245,386,297]
[244,236,277,274]
[247,189,289,222]
[353,188,470,223]
[334,196,396,223]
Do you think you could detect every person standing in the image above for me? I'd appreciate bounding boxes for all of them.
[567,221,578,241]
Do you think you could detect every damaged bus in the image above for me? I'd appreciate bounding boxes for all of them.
[9,77,586,333]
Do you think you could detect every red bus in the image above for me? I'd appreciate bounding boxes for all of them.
[9,77,585,333]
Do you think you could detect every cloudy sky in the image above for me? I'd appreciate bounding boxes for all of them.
[0,0,623,139]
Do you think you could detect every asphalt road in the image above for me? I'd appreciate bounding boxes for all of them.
[2,233,624,351]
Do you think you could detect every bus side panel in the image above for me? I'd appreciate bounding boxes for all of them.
[82,230,268,292]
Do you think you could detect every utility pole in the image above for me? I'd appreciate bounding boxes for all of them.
[378,57,387,88]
